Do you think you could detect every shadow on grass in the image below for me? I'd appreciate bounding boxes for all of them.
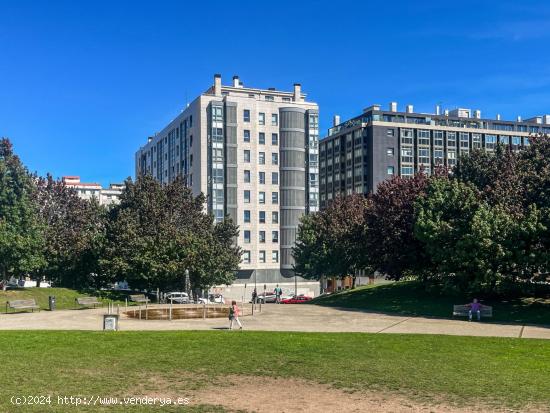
[311,281,550,326]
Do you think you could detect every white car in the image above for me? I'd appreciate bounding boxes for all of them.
[166,292,190,304]
[198,294,225,305]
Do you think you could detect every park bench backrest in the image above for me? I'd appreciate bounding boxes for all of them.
[453,304,493,317]
[8,299,38,308]
[76,297,100,305]
[129,294,148,302]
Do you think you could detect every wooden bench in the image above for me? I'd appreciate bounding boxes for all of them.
[129,294,149,304]
[6,299,40,313]
[75,297,102,308]
[453,304,493,318]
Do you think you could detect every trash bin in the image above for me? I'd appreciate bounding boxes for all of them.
[103,314,119,331]
[48,295,56,311]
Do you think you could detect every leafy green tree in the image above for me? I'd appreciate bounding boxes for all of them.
[293,194,368,287]
[33,174,108,289]
[103,175,240,293]
[0,138,44,287]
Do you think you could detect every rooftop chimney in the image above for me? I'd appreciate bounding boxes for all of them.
[406,104,414,114]
[474,110,481,119]
[232,75,239,87]
[214,74,222,96]
[444,109,449,116]
[147,136,153,143]
[544,115,550,125]
[293,83,303,102]
[333,115,341,126]
[517,115,522,122]
[390,102,398,112]
[496,114,501,121]
[435,105,441,115]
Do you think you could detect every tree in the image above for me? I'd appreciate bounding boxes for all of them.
[364,174,428,280]
[293,194,368,287]
[103,175,240,293]
[33,174,108,289]
[414,178,546,294]
[0,138,44,287]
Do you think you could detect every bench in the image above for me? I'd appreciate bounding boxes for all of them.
[453,304,493,318]
[129,294,149,304]
[75,296,102,308]
[6,299,40,313]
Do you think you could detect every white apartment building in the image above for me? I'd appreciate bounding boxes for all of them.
[62,176,123,206]
[135,74,320,298]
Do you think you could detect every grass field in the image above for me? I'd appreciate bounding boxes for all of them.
[312,281,550,325]
[0,288,129,312]
[0,331,548,412]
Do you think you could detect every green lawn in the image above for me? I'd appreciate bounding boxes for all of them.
[0,288,130,312]
[0,331,548,412]
[312,281,550,325]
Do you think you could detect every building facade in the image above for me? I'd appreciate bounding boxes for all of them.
[319,102,547,208]
[62,176,123,206]
[134,75,320,298]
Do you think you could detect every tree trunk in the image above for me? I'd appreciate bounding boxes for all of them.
[351,275,357,289]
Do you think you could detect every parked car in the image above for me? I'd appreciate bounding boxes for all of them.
[250,291,295,303]
[166,292,190,304]
[281,295,313,304]
[198,294,225,305]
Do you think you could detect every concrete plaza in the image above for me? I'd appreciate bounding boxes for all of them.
[0,303,549,339]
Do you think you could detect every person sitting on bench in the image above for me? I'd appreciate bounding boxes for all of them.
[468,298,482,321]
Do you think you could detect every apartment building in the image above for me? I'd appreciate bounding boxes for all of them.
[62,176,123,206]
[135,75,320,298]
[319,102,547,208]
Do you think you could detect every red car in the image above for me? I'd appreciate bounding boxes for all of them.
[281,295,313,304]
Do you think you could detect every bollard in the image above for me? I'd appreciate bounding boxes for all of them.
[203,303,206,319]
[125,298,128,310]
[117,304,119,316]
[145,301,148,320]
[169,302,173,321]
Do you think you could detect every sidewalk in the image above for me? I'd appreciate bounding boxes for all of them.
[0,304,548,339]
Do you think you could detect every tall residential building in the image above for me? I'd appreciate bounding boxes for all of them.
[62,176,123,206]
[135,74,320,298]
[319,102,547,208]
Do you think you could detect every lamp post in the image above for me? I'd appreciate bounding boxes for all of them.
[184,269,190,302]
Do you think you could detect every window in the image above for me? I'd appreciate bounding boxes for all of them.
[272,113,278,126]
[244,210,251,223]
[244,130,250,142]
[472,133,482,149]
[259,172,265,184]
[485,134,497,150]
[387,129,395,137]
[272,133,278,145]
[259,132,265,144]
[401,166,414,176]
[244,190,251,203]
[244,230,251,244]
[272,211,278,223]
[190,135,193,147]
[400,129,413,144]
[259,112,265,125]
[434,131,444,147]
[387,166,395,175]
[418,130,430,145]
[401,148,413,163]
[272,152,278,165]
[244,150,251,163]
[243,110,250,122]
[387,147,394,156]
[259,152,265,164]
[272,250,279,263]
[259,250,266,263]
[259,231,266,243]
[189,116,193,128]
[259,211,266,223]
[272,231,279,243]
[259,191,266,204]
[243,250,251,264]
[272,192,279,204]
[244,170,251,183]
[272,172,279,185]
[460,132,470,148]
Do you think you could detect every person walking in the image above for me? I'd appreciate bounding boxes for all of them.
[252,288,258,304]
[275,284,282,304]
[229,300,243,330]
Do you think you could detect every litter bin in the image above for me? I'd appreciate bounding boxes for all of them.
[103,314,119,331]
[48,295,56,311]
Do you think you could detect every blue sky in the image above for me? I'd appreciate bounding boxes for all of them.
[1,0,549,186]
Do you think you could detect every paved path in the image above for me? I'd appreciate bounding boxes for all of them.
[0,304,549,339]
